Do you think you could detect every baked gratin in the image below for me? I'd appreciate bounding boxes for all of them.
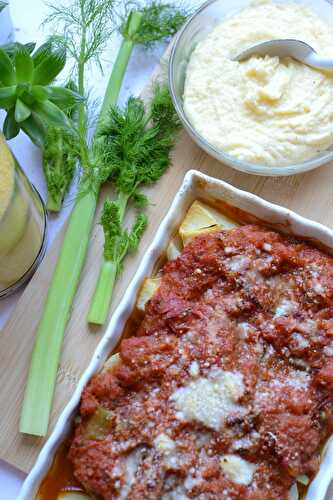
[45,202,333,500]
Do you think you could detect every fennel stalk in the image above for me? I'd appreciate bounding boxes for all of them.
[20,9,143,437]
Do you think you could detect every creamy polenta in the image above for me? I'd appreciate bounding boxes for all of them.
[184,1,333,166]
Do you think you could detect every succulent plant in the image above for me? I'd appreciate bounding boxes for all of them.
[0,40,82,146]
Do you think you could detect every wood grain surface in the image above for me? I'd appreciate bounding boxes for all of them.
[1,49,333,474]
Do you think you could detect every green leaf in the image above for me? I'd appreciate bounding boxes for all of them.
[23,42,36,55]
[0,48,15,85]
[0,1,7,13]
[2,42,36,58]
[3,108,20,139]
[15,98,31,123]
[32,39,56,67]
[20,92,35,107]
[0,86,17,108]
[47,86,83,111]
[20,113,45,148]
[31,85,50,102]
[34,99,71,129]
[32,45,66,85]
[16,82,30,97]
[15,45,34,83]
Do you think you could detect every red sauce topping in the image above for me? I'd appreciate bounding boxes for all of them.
[68,225,333,499]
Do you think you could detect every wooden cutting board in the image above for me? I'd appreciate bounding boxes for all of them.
[2,47,333,475]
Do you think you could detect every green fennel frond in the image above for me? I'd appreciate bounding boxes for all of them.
[42,80,80,211]
[96,84,181,192]
[43,127,78,211]
[94,83,178,303]
[101,199,121,237]
[101,200,147,266]
[132,190,148,208]
[128,212,148,251]
[120,0,191,47]
[44,0,117,70]
[43,0,124,186]
[150,82,181,131]
[101,199,122,261]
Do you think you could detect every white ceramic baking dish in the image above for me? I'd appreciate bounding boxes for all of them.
[19,170,333,500]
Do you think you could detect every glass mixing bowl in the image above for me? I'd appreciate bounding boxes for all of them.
[0,135,47,298]
[169,0,333,176]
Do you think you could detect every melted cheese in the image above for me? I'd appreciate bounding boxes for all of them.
[220,454,257,486]
[291,333,309,349]
[226,255,250,273]
[274,299,297,318]
[119,448,143,499]
[189,360,200,377]
[154,433,181,469]
[171,367,245,430]
[154,433,176,454]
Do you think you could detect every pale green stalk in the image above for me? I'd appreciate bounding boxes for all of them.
[20,11,143,437]
[87,191,130,324]
[19,191,96,436]
[87,261,118,325]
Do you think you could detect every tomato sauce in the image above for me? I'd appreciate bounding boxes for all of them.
[39,225,333,499]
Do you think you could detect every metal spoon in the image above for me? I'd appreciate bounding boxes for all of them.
[234,39,333,71]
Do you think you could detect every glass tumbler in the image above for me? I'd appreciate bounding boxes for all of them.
[0,134,47,297]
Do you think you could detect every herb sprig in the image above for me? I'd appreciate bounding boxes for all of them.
[42,81,80,211]
[119,1,188,47]
[44,0,119,167]
[44,0,116,70]
[88,85,181,324]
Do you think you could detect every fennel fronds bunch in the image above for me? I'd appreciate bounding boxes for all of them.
[20,0,189,437]
[42,81,80,211]
[88,85,181,324]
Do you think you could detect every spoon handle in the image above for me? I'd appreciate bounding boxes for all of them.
[308,53,333,70]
